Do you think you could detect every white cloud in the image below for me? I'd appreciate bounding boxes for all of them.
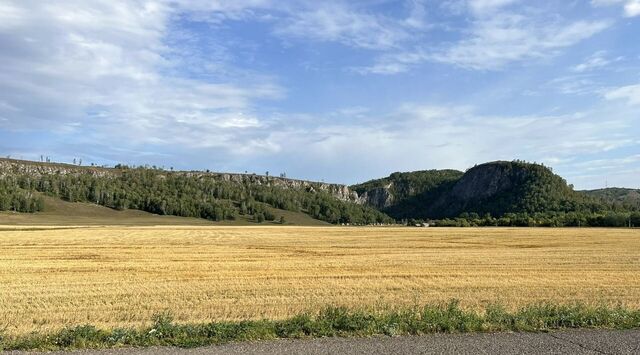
[627,1,640,16]
[357,2,610,74]
[592,0,640,17]
[571,154,640,171]
[0,2,27,28]
[543,52,624,96]
[572,51,618,72]
[604,84,640,105]
[273,3,411,50]
[468,0,519,15]
[0,0,284,154]
[431,14,610,70]
[547,75,601,95]
[257,102,637,187]
[354,50,429,75]
[404,0,428,29]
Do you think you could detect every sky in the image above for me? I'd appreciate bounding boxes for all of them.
[0,0,639,189]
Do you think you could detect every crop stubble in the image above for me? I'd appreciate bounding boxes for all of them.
[0,226,638,335]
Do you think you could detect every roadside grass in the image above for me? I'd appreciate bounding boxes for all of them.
[2,301,639,351]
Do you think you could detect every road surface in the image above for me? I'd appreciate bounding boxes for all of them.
[6,329,640,354]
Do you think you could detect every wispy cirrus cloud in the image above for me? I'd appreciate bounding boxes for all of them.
[572,51,622,72]
[467,0,519,15]
[355,1,611,73]
[273,2,416,50]
[430,14,610,70]
[546,75,602,96]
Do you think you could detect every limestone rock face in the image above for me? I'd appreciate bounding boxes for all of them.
[355,183,394,209]
[0,159,115,178]
[449,163,524,200]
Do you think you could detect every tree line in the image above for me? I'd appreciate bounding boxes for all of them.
[0,178,44,212]
[0,166,393,224]
[409,210,640,228]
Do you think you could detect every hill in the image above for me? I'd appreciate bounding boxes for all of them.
[351,169,464,209]
[582,188,640,210]
[352,161,637,226]
[3,158,638,227]
[0,194,329,226]
[0,158,390,225]
[351,169,464,219]
[0,194,213,226]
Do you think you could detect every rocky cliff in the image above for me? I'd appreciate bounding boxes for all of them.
[448,162,528,200]
[0,159,114,178]
[351,161,594,219]
[0,158,357,202]
[354,183,395,208]
[350,169,464,211]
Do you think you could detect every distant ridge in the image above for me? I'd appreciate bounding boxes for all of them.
[582,188,640,210]
[1,157,638,227]
[0,158,391,225]
[352,161,638,225]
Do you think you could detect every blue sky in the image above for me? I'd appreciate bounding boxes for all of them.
[0,0,639,188]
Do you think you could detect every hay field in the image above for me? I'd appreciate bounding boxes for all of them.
[1,226,639,336]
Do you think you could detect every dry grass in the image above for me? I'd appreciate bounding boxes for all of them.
[1,226,639,336]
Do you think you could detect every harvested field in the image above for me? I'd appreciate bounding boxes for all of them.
[1,226,639,336]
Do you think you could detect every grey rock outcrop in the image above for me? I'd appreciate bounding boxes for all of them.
[449,163,524,200]
[0,158,358,202]
[355,183,394,209]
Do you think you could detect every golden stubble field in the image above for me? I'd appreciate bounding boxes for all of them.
[1,226,639,336]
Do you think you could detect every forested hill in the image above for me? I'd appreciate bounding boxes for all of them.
[0,158,392,225]
[582,188,640,210]
[2,158,638,227]
[351,169,464,209]
[352,161,639,227]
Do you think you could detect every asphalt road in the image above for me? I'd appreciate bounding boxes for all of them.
[8,329,640,355]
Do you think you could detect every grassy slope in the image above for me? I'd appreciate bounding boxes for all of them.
[0,195,329,226]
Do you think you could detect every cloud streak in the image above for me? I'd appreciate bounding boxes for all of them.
[431,17,610,70]
[273,2,413,50]
[604,84,640,106]
[355,2,611,73]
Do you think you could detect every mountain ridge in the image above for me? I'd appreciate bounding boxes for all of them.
[1,158,638,226]
[0,158,390,225]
